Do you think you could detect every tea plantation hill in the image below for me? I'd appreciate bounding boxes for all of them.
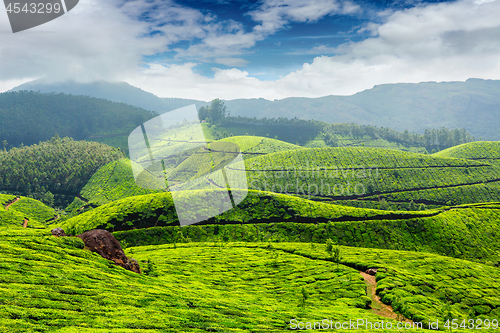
[434,141,500,167]
[55,188,500,262]
[2,150,500,330]
[2,228,499,332]
[0,194,56,229]
[77,137,500,210]
[161,142,500,209]
[79,136,302,206]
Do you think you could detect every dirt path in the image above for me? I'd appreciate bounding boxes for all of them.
[4,197,20,210]
[22,218,28,228]
[360,271,412,323]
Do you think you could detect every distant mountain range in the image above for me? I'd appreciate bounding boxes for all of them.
[11,78,500,140]
[11,80,208,114]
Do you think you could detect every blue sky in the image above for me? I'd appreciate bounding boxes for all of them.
[157,0,452,80]
[1,0,500,100]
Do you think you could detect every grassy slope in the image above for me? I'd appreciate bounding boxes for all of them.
[1,229,497,332]
[116,204,500,263]
[435,141,500,166]
[0,194,56,228]
[265,242,500,325]
[83,144,500,210]
[79,136,301,205]
[58,190,434,234]
[80,159,163,205]
[57,189,500,262]
[239,147,500,206]
[0,231,383,333]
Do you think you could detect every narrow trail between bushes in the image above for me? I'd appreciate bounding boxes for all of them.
[360,271,412,323]
[4,197,20,210]
[255,245,414,324]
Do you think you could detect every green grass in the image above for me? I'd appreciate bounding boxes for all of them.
[2,233,492,332]
[58,190,434,235]
[0,195,55,228]
[265,242,500,327]
[80,159,162,205]
[0,194,16,206]
[239,147,500,206]
[0,232,397,333]
[79,136,300,205]
[113,202,500,263]
[435,141,500,166]
[78,142,500,210]
[8,197,57,223]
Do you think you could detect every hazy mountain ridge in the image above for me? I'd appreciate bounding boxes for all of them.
[10,78,500,140]
[224,79,500,140]
[10,80,208,113]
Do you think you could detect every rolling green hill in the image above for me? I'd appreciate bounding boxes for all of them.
[60,190,434,235]
[0,194,56,228]
[0,136,123,207]
[180,146,500,207]
[434,141,500,166]
[109,201,500,263]
[56,189,500,263]
[219,136,302,156]
[79,136,301,205]
[77,143,500,212]
[3,81,500,333]
[0,228,498,332]
[80,159,162,206]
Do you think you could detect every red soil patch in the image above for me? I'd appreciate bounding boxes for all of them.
[360,271,412,323]
[4,197,20,210]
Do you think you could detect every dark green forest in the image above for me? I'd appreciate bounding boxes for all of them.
[212,116,474,151]
[0,92,475,155]
[0,91,156,148]
[0,136,123,206]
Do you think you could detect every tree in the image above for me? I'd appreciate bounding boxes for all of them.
[326,239,342,269]
[43,191,55,207]
[206,99,229,123]
[143,258,158,276]
[198,106,208,121]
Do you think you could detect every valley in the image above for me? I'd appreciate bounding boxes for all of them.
[0,91,499,332]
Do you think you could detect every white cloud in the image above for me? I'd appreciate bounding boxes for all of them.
[0,0,165,82]
[125,0,500,100]
[249,0,360,35]
[174,0,359,61]
[1,0,500,101]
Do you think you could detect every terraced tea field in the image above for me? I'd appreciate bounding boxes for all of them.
[1,228,498,332]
